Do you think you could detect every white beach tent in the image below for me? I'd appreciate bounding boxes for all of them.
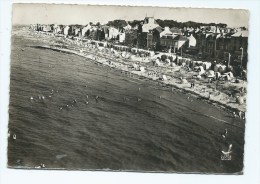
[160,75,168,81]
[202,62,212,70]
[206,70,215,78]
[132,63,139,70]
[165,59,171,65]
[185,58,191,65]
[154,59,161,66]
[224,71,234,79]
[181,78,188,84]
[190,60,196,67]
[140,66,145,72]
[198,66,205,75]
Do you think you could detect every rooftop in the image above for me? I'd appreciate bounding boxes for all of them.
[231,30,249,37]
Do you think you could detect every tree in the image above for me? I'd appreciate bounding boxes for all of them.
[107,19,127,28]
[96,22,101,27]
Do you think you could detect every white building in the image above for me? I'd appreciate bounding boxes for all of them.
[142,17,160,33]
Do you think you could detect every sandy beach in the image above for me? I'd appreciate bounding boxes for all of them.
[20,28,247,115]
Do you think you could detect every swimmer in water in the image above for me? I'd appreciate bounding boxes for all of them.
[13,134,17,140]
[95,96,99,102]
[30,96,34,100]
[221,129,228,139]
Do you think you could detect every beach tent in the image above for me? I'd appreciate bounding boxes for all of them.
[132,64,139,70]
[206,70,215,78]
[130,55,136,60]
[221,74,231,81]
[98,46,104,51]
[165,59,171,65]
[224,71,234,79]
[160,75,168,81]
[154,59,161,66]
[202,62,212,70]
[236,96,244,105]
[215,72,221,79]
[197,75,202,79]
[171,62,176,67]
[198,66,205,75]
[181,78,188,84]
[177,56,183,65]
[214,64,220,72]
[193,66,200,72]
[218,65,227,74]
[195,61,203,66]
[185,58,191,65]
[140,66,145,72]
[149,51,155,57]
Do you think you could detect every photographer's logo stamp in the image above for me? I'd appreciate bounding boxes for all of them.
[221,144,232,160]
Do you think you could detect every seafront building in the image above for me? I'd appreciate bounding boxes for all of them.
[29,16,248,67]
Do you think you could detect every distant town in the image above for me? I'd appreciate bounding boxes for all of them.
[29,16,248,76]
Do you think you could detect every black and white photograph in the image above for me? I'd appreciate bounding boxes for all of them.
[3,2,255,176]
[7,3,250,174]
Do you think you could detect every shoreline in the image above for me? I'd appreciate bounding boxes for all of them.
[19,30,246,115]
[33,45,245,115]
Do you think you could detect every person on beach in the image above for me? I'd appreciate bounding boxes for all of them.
[233,111,238,118]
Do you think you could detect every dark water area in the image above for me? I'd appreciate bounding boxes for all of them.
[8,31,245,173]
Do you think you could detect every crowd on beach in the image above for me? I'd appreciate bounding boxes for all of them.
[23,28,247,115]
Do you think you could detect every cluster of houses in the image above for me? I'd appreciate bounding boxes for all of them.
[29,16,248,68]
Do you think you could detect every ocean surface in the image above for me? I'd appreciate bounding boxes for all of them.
[8,29,245,173]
